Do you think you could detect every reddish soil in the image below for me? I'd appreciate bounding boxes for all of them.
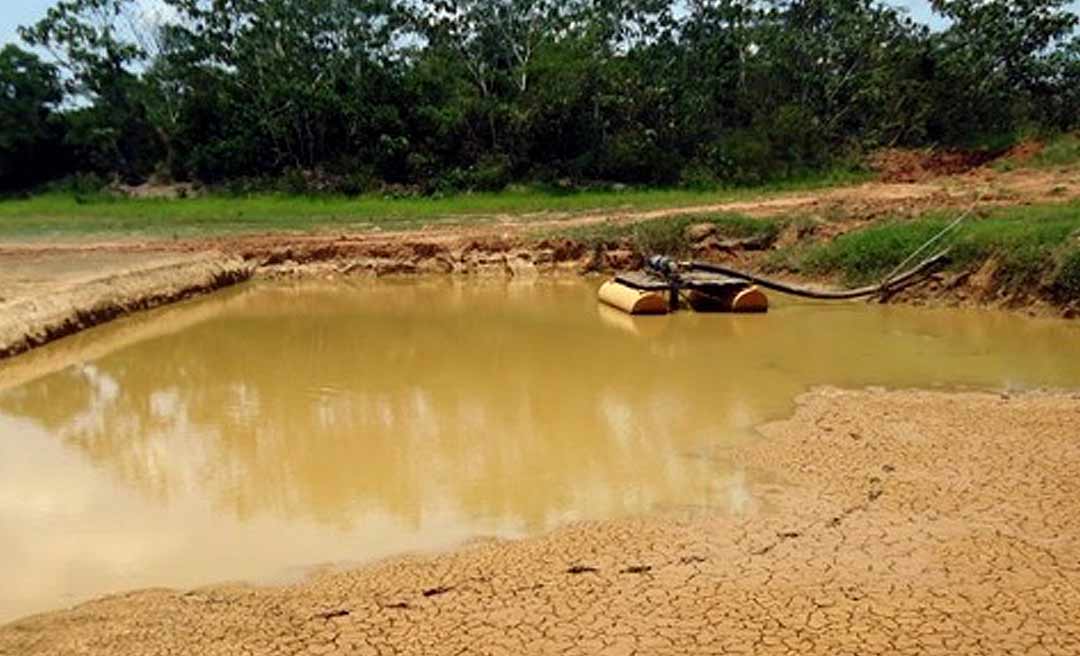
[868,148,1002,183]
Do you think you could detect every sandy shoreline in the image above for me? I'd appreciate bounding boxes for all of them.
[2,387,1078,655]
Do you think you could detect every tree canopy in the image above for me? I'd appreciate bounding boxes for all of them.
[2,0,1078,193]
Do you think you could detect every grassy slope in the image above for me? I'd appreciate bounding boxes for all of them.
[994,133,1080,172]
[778,202,1080,304]
[0,172,866,240]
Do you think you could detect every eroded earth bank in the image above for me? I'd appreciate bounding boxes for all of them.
[2,388,1078,655]
[0,253,251,359]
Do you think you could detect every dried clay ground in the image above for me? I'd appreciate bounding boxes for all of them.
[2,389,1078,655]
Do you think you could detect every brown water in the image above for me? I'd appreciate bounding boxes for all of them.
[2,279,1079,622]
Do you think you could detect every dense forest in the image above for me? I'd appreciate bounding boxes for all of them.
[1,0,1078,194]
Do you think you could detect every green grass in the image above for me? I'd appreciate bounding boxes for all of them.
[785,202,1080,302]
[540,212,783,257]
[995,132,1080,171]
[1029,133,1080,168]
[0,170,868,240]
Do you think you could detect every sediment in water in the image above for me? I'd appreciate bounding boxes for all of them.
[2,388,1078,654]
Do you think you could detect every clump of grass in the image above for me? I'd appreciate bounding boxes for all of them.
[1052,249,1080,304]
[1030,133,1080,168]
[995,132,1080,172]
[801,219,950,283]
[791,202,1080,300]
[955,206,1080,290]
[542,212,782,257]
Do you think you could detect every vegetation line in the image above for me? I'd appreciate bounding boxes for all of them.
[2,0,1077,196]
[544,202,1080,307]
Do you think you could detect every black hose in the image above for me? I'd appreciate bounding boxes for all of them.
[683,251,950,301]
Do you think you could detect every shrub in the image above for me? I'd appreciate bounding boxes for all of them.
[1052,248,1080,304]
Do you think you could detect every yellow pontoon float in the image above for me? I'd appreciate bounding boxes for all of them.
[599,256,768,315]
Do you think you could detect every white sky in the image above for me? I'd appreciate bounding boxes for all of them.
[1,0,1077,47]
[1,0,178,46]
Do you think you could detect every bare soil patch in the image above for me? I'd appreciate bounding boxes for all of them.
[868,147,1001,182]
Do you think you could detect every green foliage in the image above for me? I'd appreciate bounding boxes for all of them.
[802,220,951,283]
[1052,250,1080,304]
[0,45,65,191]
[18,0,158,180]
[41,172,109,196]
[795,203,1080,296]
[925,0,1079,142]
[2,0,1079,192]
[1030,134,1080,168]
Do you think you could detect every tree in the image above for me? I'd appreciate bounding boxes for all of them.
[160,0,406,174]
[3,0,1078,192]
[20,0,157,178]
[0,45,65,190]
[927,0,1080,140]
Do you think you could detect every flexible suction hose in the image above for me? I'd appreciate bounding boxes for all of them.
[678,252,951,301]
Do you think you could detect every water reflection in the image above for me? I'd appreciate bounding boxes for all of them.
[1,279,1079,621]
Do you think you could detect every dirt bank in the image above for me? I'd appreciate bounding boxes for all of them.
[1,163,1076,361]
[0,253,252,359]
[2,387,1077,655]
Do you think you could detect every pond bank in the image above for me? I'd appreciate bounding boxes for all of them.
[0,232,1071,365]
[3,387,1078,654]
[0,253,252,359]
[3,219,1078,363]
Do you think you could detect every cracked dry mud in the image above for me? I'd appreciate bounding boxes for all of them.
[3,388,1079,655]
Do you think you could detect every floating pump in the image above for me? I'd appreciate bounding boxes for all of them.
[599,249,953,317]
[599,256,769,316]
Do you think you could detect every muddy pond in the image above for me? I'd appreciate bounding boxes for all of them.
[2,279,1079,621]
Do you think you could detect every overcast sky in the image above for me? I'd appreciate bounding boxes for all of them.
[2,0,1077,48]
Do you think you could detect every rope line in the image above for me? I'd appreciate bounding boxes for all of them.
[880,193,985,286]
[651,195,986,302]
